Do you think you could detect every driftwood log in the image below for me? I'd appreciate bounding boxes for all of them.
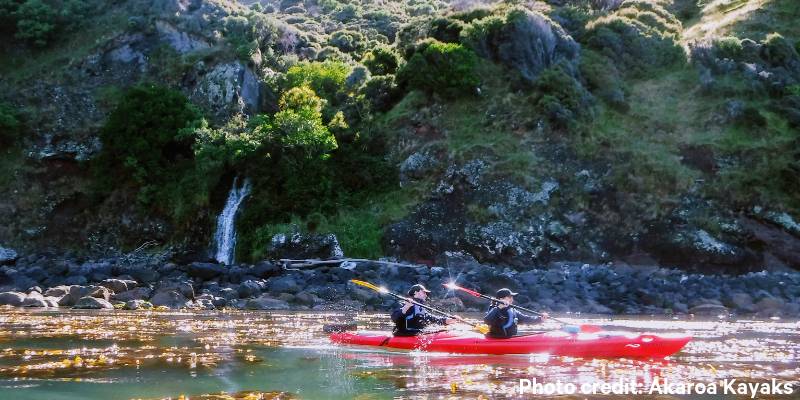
[278,258,428,270]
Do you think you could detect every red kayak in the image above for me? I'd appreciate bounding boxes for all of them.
[330,330,691,358]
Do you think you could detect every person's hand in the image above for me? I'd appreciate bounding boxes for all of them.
[401,302,413,313]
[540,312,549,320]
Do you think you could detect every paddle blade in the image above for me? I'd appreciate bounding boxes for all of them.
[475,324,490,334]
[350,279,382,292]
[580,324,603,333]
[445,283,481,297]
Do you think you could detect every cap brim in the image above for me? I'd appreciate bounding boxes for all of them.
[509,291,519,296]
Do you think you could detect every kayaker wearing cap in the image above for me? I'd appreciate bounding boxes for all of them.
[391,284,456,336]
[484,288,547,338]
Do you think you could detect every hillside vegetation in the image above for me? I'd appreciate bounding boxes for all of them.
[0,0,798,271]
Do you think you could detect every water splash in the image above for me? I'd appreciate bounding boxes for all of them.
[212,177,252,265]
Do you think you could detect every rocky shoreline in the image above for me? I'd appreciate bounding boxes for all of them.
[1,251,798,318]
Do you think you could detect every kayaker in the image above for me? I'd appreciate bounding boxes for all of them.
[391,284,456,336]
[484,288,547,338]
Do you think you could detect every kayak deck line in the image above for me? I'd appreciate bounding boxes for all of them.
[330,330,692,358]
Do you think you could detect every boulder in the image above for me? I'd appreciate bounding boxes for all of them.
[251,261,282,278]
[0,291,27,306]
[58,285,109,306]
[44,285,73,298]
[238,280,264,298]
[265,229,344,260]
[150,290,191,308]
[22,291,47,307]
[100,279,137,293]
[723,292,755,312]
[73,296,114,310]
[112,287,153,302]
[124,300,153,310]
[754,296,785,314]
[463,8,580,82]
[190,61,261,122]
[245,295,291,310]
[268,277,300,295]
[186,262,226,280]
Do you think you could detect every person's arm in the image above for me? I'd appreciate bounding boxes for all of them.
[484,307,501,324]
[514,309,543,324]
[391,302,411,324]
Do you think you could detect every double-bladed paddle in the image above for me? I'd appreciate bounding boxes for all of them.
[444,282,603,333]
[350,279,490,334]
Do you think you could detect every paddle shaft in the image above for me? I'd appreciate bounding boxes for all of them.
[448,284,569,325]
[384,291,473,326]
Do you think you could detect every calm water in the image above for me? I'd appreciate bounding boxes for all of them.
[0,309,797,399]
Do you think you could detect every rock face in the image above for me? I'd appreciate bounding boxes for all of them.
[245,295,291,310]
[266,229,344,260]
[465,8,580,81]
[191,61,262,122]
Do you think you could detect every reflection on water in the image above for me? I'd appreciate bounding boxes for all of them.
[0,308,797,399]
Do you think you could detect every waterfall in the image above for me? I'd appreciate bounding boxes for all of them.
[212,177,252,265]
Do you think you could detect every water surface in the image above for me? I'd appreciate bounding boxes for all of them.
[0,309,797,399]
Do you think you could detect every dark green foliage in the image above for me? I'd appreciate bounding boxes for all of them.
[361,45,399,75]
[328,29,366,56]
[359,75,401,112]
[670,0,701,21]
[0,102,22,144]
[531,66,588,129]
[735,106,767,128]
[714,36,743,60]
[580,49,627,110]
[550,5,593,39]
[584,11,685,76]
[93,84,203,205]
[450,7,493,23]
[761,33,799,67]
[395,17,432,58]
[397,39,479,98]
[1,0,90,47]
[429,16,464,43]
[335,3,360,22]
[222,12,280,61]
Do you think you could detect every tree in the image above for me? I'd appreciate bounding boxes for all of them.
[397,40,479,98]
[270,86,338,160]
[361,44,400,75]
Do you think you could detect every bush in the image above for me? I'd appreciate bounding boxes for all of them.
[429,16,464,43]
[286,60,351,103]
[531,66,589,129]
[0,102,22,144]
[713,36,743,60]
[361,44,400,75]
[397,39,479,98]
[2,0,90,47]
[93,84,203,203]
[328,29,367,56]
[761,33,799,68]
[580,50,627,110]
[359,74,401,112]
[270,86,338,160]
[584,14,685,75]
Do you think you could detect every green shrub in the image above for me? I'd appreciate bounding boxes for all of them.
[397,39,479,98]
[0,102,22,144]
[429,16,464,43]
[93,84,203,203]
[714,36,743,60]
[328,29,367,56]
[268,86,338,160]
[2,0,90,47]
[335,3,360,22]
[531,66,588,129]
[450,7,493,23]
[580,50,627,110]
[361,44,399,75]
[286,60,351,103]
[359,74,401,112]
[762,33,799,67]
[584,14,685,75]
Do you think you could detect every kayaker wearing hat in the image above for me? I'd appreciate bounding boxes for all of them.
[391,284,456,336]
[484,288,547,338]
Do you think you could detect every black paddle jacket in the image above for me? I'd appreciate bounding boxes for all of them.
[484,305,542,338]
[391,301,447,336]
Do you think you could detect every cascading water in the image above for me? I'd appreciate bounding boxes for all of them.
[212,177,252,265]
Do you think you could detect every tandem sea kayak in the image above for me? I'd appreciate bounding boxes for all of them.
[330,330,691,358]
